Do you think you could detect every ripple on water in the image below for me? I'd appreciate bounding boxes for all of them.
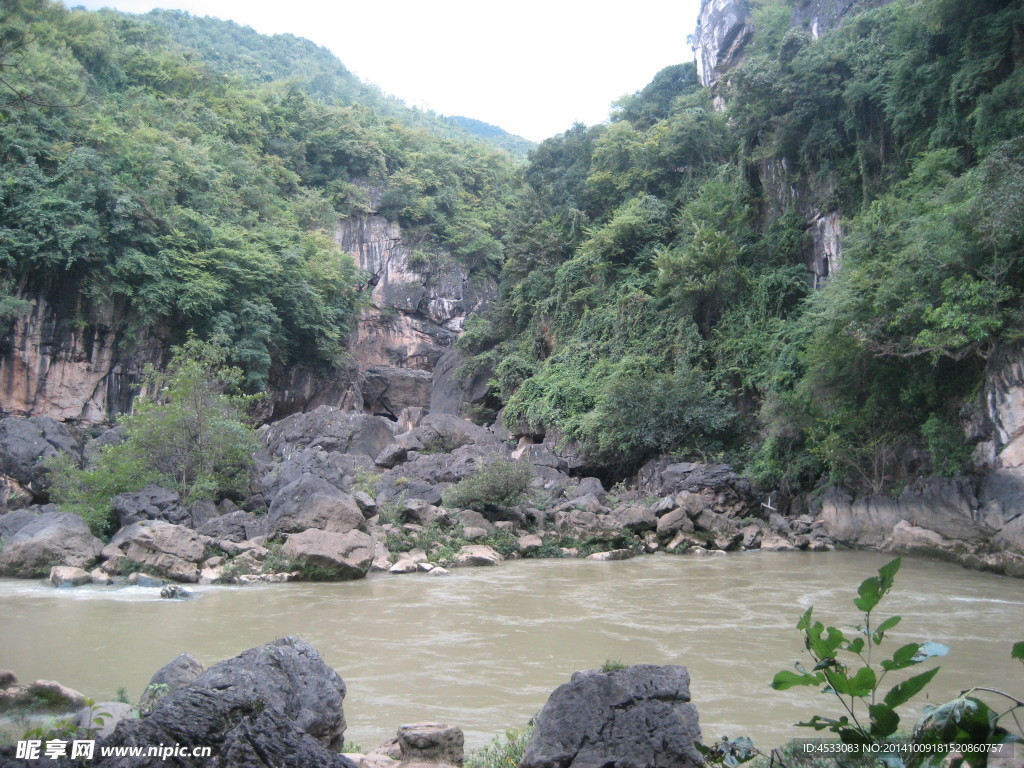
[1,551,1022,751]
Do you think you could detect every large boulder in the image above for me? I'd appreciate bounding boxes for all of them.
[96,637,355,768]
[396,723,464,766]
[105,521,208,582]
[0,415,80,500]
[267,474,365,535]
[281,529,374,580]
[261,407,397,460]
[0,510,103,577]
[139,652,205,710]
[197,510,267,543]
[638,459,759,518]
[260,447,375,504]
[112,485,190,528]
[520,664,702,768]
[820,480,995,549]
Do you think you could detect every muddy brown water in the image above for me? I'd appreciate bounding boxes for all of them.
[2,551,1022,751]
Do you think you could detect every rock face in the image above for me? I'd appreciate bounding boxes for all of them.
[0,510,103,577]
[96,637,355,768]
[139,653,205,710]
[0,415,81,504]
[0,292,164,424]
[281,529,374,580]
[396,723,464,767]
[520,664,702,768]
[693,0,754,88]
[105,521,209,583]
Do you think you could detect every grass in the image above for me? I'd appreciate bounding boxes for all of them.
[464,723,535,768]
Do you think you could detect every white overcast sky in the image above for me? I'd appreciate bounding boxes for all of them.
[71,0,703,142]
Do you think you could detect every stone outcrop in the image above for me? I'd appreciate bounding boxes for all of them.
[139,653,205,711]
[0,415,80,505]
[396,723,464,767]
[281,529,374,580]
[95,637,355,768]
[519,664,702,768]
[103,520,209,582]
[0,679,87,714]
[694,0,754,88]
[0,292,164,424]
[0,509,103,577]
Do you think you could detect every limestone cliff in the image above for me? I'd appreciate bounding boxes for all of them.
[692,0,889,286]
[0,209,494,426]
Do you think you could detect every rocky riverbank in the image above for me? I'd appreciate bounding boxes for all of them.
[0,638,703,768]
[0,406,1022,586]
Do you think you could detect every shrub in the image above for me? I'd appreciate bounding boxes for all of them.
[465,723,535,768]
[443,459,532,514]
[50,339,259,536]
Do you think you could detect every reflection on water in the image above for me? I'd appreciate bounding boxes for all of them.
[1,551,1022,750]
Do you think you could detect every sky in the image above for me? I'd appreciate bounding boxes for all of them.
[71,0,704,142]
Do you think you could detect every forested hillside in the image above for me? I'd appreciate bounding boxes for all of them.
[462,0,1024,494]
[2,0,1022,499]
[0,0,518,391]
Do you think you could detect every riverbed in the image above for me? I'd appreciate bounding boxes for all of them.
[1,551,1022,751]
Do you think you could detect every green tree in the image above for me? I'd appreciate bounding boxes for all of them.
[50,339,259,535]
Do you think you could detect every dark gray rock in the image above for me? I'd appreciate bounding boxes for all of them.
[0,506,42,539]
[261,406,396,460]
[140,653,205,710]
[397,723,464,765]
[520,664,702,768]
[266,474,365,535]
[197,510,266,543]
[260,447,375,502]
[81,425,124,468]
[0,510,103,577]
[613,504,658,533]
[638,459,760,518]
[0,416,80,498]
[112,485,190,528]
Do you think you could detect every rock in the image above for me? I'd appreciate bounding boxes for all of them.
[0,506,40,538]
[520,664,702,768]
[555,508,623,541]
[352,490,378,515]
[389,556,420,574]
[261,406,397,460]
[160,584,192,599]
[112,485,189,528]
[571,477,606,500]
[0,415,80,498]
[396,723,464,766]
[741,524,763,549]
[613,504,657,533]
[267,474,366,535]
[282,529,374,580]
[694,509,743,551]
[376,443,409,469]
[888,520,965,559]
[128,572,166,587]
[0,670,17,689]
[656,507,696,538]
[98,639,356,767]
[140,652,205,710]
[0,679,87,714]
[261,446,376,502]
[638,459,759,518]
[518,533,543,555]
[454,508,494,532]
[821,480,996,549]
[89,567,113,585]
[427,566,450,576]
[586,549,635,561]
[76,701,134,738]
[0,474,33,511]
[109,521,208,583]
[450,544,503,567]
[759,533,798,552]
[49,565,91,587]
[197,510,267,542]
[0,510,103,577]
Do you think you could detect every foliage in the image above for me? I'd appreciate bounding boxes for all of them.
[49,339,258,535]
[600,659,629,673]
[770,558,948,749]
[442,459,532,514]
[0,0,517,390]
[464,722,535,768]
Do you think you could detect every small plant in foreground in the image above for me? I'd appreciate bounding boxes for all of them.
[601,659,629,673]
[464,722,535,768]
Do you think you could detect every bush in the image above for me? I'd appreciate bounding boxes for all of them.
[443,459,532,513]
[50,339,259,536]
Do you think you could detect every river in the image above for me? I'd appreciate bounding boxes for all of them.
[1,551,1022,751]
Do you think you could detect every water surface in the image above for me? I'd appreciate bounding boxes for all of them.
[1,551,1021,750]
